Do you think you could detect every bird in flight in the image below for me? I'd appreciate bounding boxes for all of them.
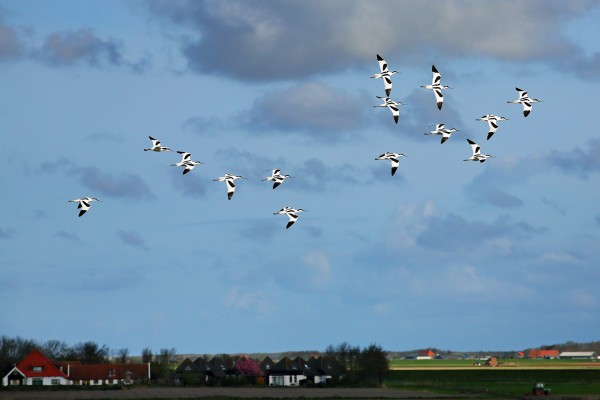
[374,96,405,124]
[464,139,494,163]
[507,87,542,117]
[144,136,172,152]
[68,197,101,217]
[213,173,244,200]
[476,115,509,140]
[424,123,459,144]
[371,54,398,97]
[274,206,306,229]
[171,151,204,175]
[262,169,293,189]
[375,152,407,176]
[420,65,451,110]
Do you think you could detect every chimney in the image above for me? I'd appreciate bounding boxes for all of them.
[67,363,70,377]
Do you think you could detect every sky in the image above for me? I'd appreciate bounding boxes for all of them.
[1,0,600,356]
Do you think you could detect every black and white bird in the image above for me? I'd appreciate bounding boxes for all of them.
[507,87,542,117]
[68,197,101,217]
[171,151,204,175]
[213,173,244,200]
[371,54,398,96]
[262,169,293,189]
[476,115,509,140]
[374,96,405,124]
[420,65,451,110]
[144,136,172,152]
[424,123,459,144]
[375,152,407,176]
[464,139,494,163]
[273,206,306,229]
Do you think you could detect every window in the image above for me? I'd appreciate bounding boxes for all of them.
[32,366,43,372]
[32,378,43,386]
[51,379,60,385]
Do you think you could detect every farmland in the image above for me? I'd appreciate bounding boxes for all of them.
[390,358,600,369]
[386,358,600,397]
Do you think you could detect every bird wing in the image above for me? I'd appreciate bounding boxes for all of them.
[432,65,441,85]
[434,89,444,110]
[387,105,399,124]
[522,102,532,117]
[286,213,299,229]
[377,54,388,73]
[383,77,392,97]
[178,151,192,162]
[390,159,399,176]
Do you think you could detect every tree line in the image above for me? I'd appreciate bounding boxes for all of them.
[1,336,390,387]
[0,336,178,380]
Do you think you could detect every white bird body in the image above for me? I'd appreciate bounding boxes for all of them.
[420,65,451,110]
[476,114,509,140]
[374,96,404,124]
[507,87,541,117]
[424,123,459,144]
[262,169,293,189]
[274,206,306,229]
[68,197,101,217]
[144,136,172,152]
[171,151,204,174]
[375,152,407,176]
[464,139,494,163]
[371,54,398,96]
[213,173,244,200]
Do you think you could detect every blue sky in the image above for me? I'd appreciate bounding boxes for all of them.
[1,0,599,355]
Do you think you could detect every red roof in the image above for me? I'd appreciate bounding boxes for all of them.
[68,364,148,381]
[16,349,67,378]
[418,350,435,357]
[528,349,559,358]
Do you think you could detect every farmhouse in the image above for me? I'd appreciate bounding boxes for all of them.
[528,349,560,359]
[2,349,150,387]
[2,349,68,386]
[559,351,597,359]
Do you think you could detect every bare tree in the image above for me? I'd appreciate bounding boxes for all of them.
[116,348,129,364]
[141,347,153,363]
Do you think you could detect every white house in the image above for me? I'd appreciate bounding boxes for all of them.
[558,351,597,359]
[2,349,69,386]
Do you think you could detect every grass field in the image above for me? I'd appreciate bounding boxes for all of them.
[385,360,600,397]
[390,358,600,369]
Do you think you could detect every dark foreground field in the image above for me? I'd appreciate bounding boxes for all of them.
[0,387,461,400]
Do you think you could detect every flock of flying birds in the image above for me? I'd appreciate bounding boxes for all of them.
[68,54,542,227]
[371,54,542,174]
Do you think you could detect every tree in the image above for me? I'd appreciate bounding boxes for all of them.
[141,347,153,363]
[116,348,129,364]
[235,357,262,376]
[358,343,389,386]
[73,341,110,364]
[0,336,37,375]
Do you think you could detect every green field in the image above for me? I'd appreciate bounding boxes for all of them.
[385,366,600,397]
[390,357,600,369]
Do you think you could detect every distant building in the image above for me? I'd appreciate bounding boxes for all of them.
[2,349,150,387]
[416,350,436,360]
[558,351,597,359]
[528,349,560,359]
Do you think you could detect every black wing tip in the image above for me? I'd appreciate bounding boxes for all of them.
[437,102,443,110]
[524,110,530,117]
[441,137,448,144]
[487,132,494,140]
[432,65,438,72]
[377,54,383,60]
